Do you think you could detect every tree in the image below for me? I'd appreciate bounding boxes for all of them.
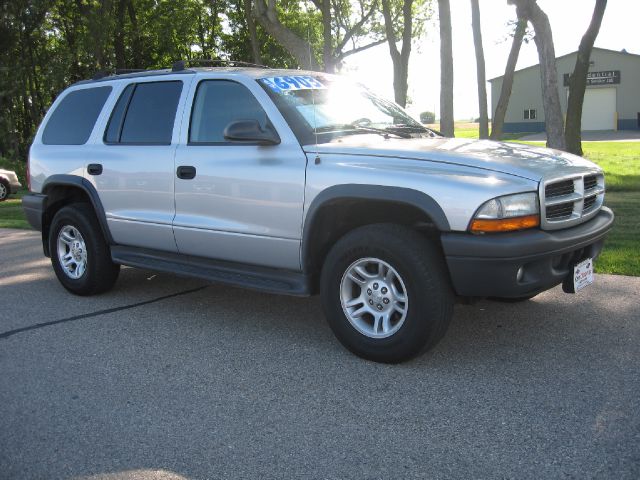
[253,0,321,69]
[564,0,607,155]
[438,0,454,137]
[490,18,527,140]
[381,0,413,107]
[470,0,488,139]
[243,0,263,64]
[252,0,386,72]
[509,0,564,149]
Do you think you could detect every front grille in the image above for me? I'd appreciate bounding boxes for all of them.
[584,175,597,191]
[546,203,574,219]
[545,180,574,198]
[541,173,605,230]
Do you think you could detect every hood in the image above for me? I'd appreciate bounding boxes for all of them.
[304,136,600,181]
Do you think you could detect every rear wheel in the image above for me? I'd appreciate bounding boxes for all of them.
[320,224,454,363]
[49,203,119,295]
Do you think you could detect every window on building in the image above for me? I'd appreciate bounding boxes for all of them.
[189,80,269,144]
[524,109,537,120]
[106,81,183,145]
[42,86,112,145]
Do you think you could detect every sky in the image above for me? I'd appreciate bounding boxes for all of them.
[342,0,640,120]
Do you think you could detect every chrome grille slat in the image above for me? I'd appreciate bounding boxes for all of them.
[540,173,605,230]
[545,192,583,206]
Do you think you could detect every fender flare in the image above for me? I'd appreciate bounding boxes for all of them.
[301,184,450,270]
[42,174,114,245]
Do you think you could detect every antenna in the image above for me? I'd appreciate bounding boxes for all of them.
[306,1,320,161]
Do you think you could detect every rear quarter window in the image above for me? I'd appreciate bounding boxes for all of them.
[42,86,112,145]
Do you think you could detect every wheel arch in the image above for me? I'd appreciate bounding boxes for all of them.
[301,185,450,288]
[41,175,113,256]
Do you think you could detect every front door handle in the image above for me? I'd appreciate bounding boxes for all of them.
[177,165,196,180]
[87,163,102,175]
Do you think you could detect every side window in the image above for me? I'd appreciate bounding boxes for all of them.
[105,81,182,145]
[189,80,269,144]
[104,84,134,143]
[42,86,112,145]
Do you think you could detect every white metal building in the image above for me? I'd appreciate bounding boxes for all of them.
[489,47,640,133]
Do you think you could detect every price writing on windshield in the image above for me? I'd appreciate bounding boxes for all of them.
[261,76,326,91]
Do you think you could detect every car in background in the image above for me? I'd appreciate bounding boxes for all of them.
[0,169,21,201]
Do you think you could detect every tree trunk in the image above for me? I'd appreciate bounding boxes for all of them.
[438,0,454,137]
[490,19,526,140]
[127,0,143,68]
[564,0,607,155]
[319,0,334,73]
[243,0,262,64]
[470,0,488,138]
[381,0,412,108]
[511,0,564,149]
[253,0,320,70]
[114,0,126,69]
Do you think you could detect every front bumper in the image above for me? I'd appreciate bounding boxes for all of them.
[441,207,614,298]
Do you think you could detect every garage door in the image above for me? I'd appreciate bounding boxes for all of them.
[581,87,616,130]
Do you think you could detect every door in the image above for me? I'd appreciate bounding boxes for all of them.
[88,78,191,252]
[173,78,307,270]
[581,87,616,131]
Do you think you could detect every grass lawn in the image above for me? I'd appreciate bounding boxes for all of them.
[596,192,639,276]
[0,191,29,229]
[1,130,638,276]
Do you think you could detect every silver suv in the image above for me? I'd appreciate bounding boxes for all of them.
[23,64,614,362]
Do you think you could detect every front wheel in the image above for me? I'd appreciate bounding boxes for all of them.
[0,180,8,201]
[320,224,454,363]
[49,203,120,296]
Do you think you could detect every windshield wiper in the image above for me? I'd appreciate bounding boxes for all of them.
[387,124,442,137]
[313,123,412,139]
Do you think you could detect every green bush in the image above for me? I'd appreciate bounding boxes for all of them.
[419,111,436,124]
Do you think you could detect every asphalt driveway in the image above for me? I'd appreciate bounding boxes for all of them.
[1,228,639,479]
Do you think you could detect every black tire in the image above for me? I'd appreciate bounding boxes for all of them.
[0,180,8,201]
[320,224,454,363]
[49,203,120,296]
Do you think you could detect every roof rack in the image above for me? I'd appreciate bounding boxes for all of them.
[171,59,269,72]
[91,68,149,81]
[115,68,147,75]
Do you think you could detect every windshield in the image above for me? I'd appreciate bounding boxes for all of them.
[258,74,435,144]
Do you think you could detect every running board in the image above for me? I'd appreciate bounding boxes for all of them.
[111,246,311,296]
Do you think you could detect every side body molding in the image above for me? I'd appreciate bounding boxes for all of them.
[42,174,114,245]
[301,184,450,271]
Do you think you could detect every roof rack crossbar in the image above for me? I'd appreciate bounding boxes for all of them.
[172,59,269,71]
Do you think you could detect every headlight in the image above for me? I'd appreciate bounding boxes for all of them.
[470,192,540,233]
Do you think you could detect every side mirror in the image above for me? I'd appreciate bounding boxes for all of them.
[223,120,280,145]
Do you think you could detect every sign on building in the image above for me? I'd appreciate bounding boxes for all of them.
[563,70,621,87]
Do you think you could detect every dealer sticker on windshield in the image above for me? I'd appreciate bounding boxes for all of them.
[260,76,326,92]
[573,258,594,292]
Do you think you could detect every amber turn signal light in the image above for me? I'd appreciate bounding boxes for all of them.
[470,214,540,233]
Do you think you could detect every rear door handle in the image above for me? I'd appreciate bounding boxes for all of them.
[87,163,102,175]
[177,166,196,180]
